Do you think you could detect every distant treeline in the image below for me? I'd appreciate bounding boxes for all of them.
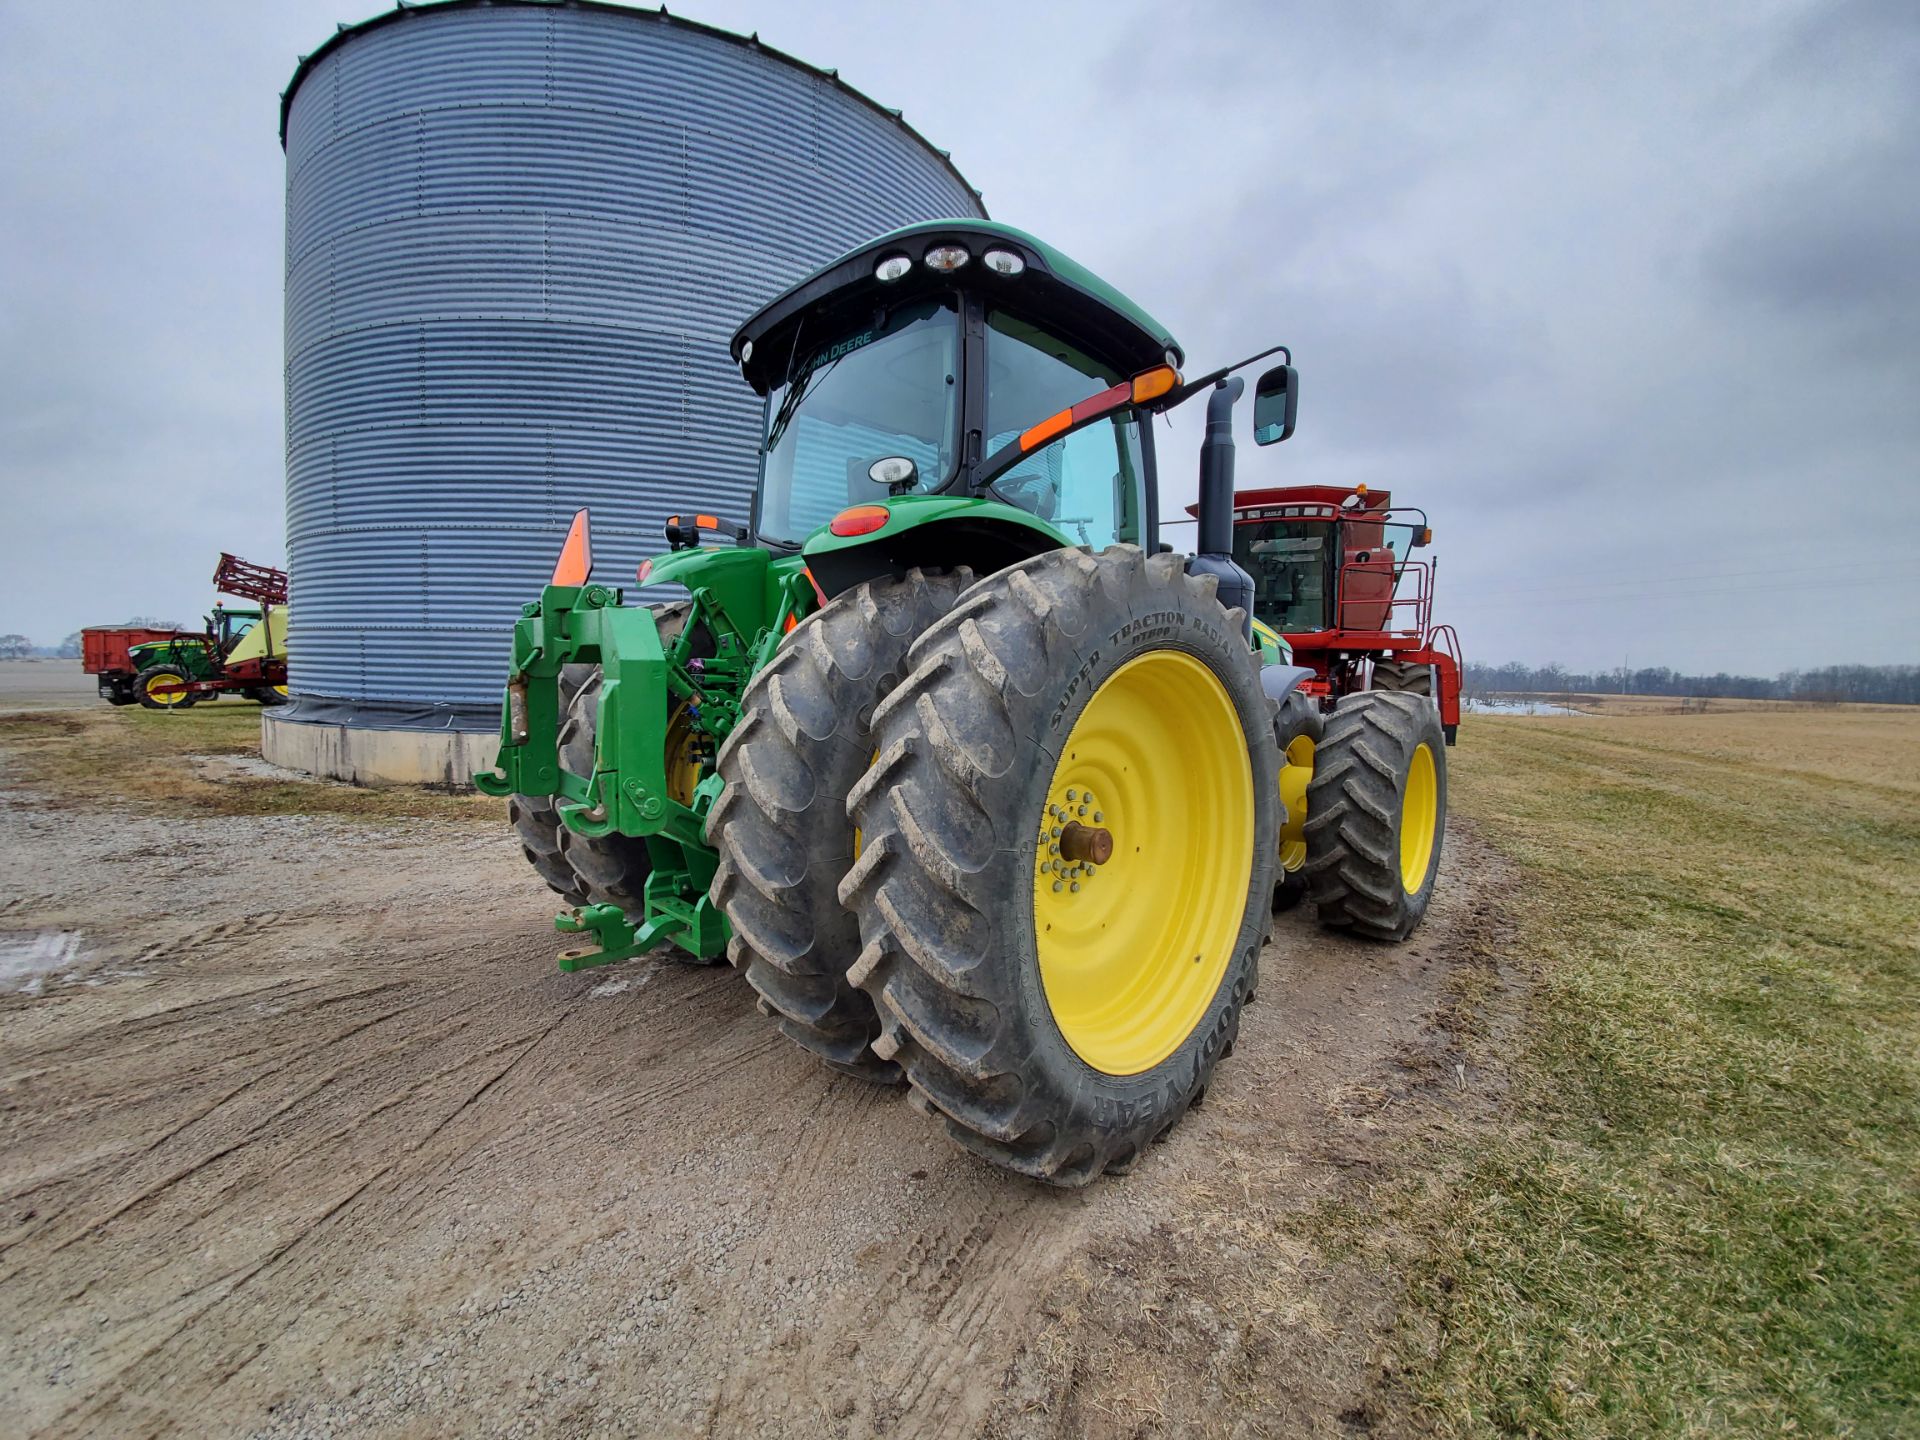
[1465,661,1920,706]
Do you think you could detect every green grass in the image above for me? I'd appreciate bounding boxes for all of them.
[1364,714,1920,1436]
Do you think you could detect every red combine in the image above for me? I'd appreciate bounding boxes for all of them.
[1198,484,1463,741]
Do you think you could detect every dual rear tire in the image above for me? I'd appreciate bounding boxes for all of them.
[706,568,974,1080]
[835,547,1280,1185]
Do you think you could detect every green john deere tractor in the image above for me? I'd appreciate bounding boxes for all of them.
[477,220,1449,1184]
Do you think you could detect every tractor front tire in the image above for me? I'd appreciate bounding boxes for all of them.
[842,546,1280,1185]
[135,664,197,710]
[1303,690,1447,941]
[708,567,972,1082]
[508,664,594,906]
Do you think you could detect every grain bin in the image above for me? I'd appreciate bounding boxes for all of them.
[266,0,984,783]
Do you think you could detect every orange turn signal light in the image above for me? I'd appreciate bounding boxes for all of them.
[551,508,592,586]
[828,504,889,538]
[1131,364,1180,403]
[1017,367,1181,455]
[1018,408,1074,452]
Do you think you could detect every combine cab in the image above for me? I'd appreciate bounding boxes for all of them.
[1216,484,1462,737]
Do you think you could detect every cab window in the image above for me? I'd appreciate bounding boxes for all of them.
[984,311,1145,549]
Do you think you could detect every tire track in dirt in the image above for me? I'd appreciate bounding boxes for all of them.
[2,779,1515,1437]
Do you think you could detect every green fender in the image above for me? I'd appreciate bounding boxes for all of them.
[801,495,1073,598]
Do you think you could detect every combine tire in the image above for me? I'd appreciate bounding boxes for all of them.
[1303,690,1446,941]
[135,664,197,710]
[708,567,972,1082]
[842,547,1280,1185]
[1370,659,1433,696]
[1272,688,1324,912]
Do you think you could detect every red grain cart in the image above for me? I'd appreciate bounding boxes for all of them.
[80,626,199,706]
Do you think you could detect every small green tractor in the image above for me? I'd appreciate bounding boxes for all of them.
[478,221,1448,1184]
[84,554,290,709]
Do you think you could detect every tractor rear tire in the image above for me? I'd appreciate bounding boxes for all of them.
[708,567,972,1083]
[841,546,1280,1185]
[1303,690,1446,941]
[135,664,197,710]
[1272,688,1324,913]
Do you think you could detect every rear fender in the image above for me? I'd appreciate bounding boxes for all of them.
[801,496,1071,598]
[635,545,775,643]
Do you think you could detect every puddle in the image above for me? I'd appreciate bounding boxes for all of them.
[0,930,85,995]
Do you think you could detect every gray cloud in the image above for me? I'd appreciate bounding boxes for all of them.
[1,0,1913,674]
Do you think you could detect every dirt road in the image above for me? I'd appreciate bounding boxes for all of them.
[0,743,1509,1437]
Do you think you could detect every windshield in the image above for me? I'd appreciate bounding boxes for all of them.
[1236,516,1425,633]
[1235,521,1335,632]
[755,298,959,547]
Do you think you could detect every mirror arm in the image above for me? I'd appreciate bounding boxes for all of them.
[1147,344,1292,414]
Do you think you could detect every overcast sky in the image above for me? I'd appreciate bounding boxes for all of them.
[2,0,1913,673]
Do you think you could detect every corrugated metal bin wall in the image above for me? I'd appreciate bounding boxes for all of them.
[282,1,984,718]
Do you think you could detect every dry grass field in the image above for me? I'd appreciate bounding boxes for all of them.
[1334,705,1920,1435]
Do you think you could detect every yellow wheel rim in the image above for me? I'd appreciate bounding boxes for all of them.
[664,704,702,807]
[1399,742,1437,893]
[148,672,190,706]
[1278,734,1313,873]
[1034,651,1254,1076]
[272,684,289,697]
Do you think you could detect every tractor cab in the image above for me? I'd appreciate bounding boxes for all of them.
[208,605,263,656]
[732,220,1184,595]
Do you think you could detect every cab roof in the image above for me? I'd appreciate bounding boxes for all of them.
[731,220,1182,395]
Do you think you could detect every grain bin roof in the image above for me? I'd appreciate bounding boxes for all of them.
[279,0,984,211]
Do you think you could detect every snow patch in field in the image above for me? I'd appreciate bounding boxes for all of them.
[1464,698,1585,717]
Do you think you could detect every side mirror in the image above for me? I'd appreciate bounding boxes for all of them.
[1252,364,1298,445]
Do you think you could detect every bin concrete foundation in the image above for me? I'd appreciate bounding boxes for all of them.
[263,712,497,789]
